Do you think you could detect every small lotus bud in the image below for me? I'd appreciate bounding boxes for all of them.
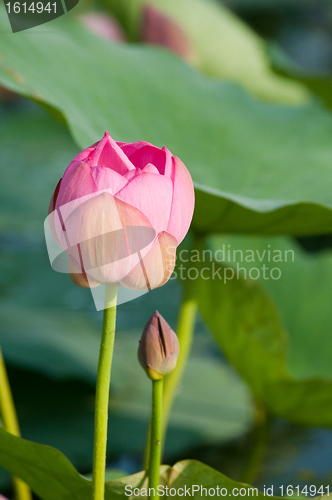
[138,311,179,380]
[141,4,195,63]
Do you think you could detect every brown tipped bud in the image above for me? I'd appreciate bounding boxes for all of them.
[138,311,179,380]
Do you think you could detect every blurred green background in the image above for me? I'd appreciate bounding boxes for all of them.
[1,0,332,497]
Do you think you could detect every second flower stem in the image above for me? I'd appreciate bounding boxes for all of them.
[92,285,117,500]
[149,378,163,500]
[162,294,197,444]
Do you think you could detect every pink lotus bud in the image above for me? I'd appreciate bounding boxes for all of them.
[141,4,195,63]
[0,495,9,500]
[48,132,194,291]
[79,12,126,42]
[138,311,179,380]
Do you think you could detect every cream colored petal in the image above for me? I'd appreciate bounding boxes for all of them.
[65,192,155,284]
[120,231,177,290]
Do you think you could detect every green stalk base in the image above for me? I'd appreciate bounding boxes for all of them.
[149,378,163,500]
[92,286,117,500]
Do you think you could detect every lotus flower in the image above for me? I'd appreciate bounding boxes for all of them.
[48,132,194,291]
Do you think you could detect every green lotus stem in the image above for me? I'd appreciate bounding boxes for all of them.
[92,285,117,500]
[149,378,163,500]
[0,348,32,500]
[162,295,197,443]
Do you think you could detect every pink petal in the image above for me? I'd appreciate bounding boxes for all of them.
[55,163,100,244]
[123,169,138,182]
[115,172,173,235]
[56,142,96,185]
[141,163,160,174]
[120,162,159,183]
[89,131,135,174]
[129,145,168,174]
[117,142,172,176]
[162,147,173,177]
[167,156,195,244]
[69,146,96,165]
[56,162,98,211]
[120,231,177,290]
[117,140,152,158]
[90,165,128,193]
